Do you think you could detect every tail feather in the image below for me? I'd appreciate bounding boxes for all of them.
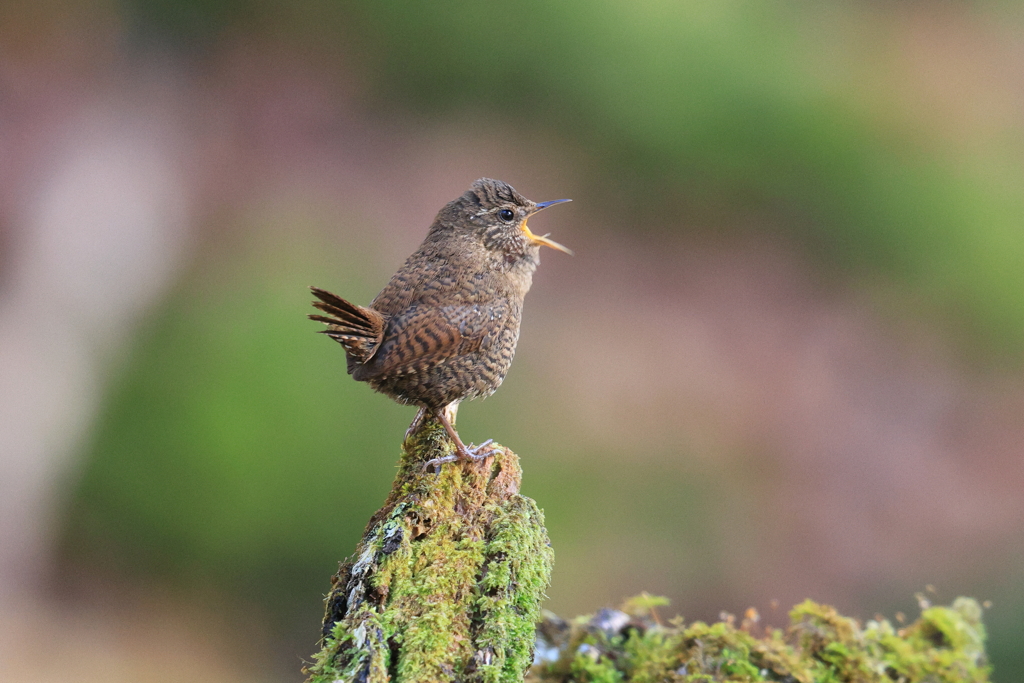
[308,286,386,366]
[309,313,366,330]
[311,301,376,331]
[311,287,362,313]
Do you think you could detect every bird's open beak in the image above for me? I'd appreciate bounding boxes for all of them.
[523,199,573,255]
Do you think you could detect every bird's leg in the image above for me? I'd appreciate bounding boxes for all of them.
[405,407,428,440]
[423,405,500,470]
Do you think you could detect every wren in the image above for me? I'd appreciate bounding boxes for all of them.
[310,178,571,469]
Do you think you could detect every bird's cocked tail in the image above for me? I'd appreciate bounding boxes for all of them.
[309,287,385,371]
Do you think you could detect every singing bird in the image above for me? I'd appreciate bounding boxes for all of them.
[310,178,571,468]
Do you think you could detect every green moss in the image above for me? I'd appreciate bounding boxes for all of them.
[530,596,991,683]
[304,415,554,683]
[300,410,989,683]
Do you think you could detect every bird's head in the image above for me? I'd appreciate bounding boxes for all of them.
[440,178,572,264]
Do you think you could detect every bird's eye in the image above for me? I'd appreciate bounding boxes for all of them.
[498,208,515,222]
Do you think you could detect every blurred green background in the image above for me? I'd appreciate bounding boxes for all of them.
[3,1,1024,681]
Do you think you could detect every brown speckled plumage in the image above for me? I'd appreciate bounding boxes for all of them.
[310,178,571,466]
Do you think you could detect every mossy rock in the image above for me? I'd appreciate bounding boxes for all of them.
[529,595,990,683]
[305,415,554,683]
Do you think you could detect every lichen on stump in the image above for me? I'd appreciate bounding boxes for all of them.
[304,415,554,683]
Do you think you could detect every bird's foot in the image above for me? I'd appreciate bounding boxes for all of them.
[423,439,503,472]
[464,438,499,460]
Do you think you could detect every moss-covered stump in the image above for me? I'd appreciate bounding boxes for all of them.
[529,595,990,683]
[305,415,554,683]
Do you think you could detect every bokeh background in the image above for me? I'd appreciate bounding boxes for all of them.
[3,1,1024,680]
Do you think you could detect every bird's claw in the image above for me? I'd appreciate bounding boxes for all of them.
[466,439,496,458]
[422,453,458,472]
[423,439,502,472]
